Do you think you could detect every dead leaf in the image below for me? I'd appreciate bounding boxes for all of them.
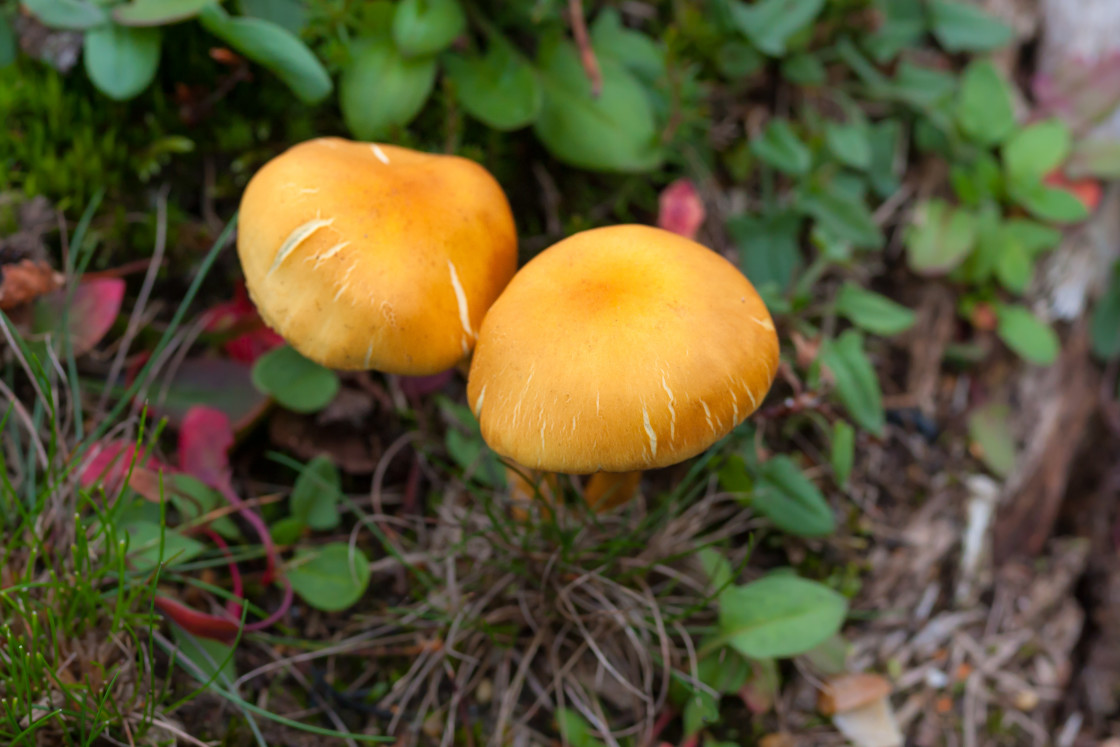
[0,260,62,310]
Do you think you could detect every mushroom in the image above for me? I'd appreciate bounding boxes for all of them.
[237,137,517,375]
[466,224,779,511]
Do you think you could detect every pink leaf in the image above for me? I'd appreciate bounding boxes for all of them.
[80,439,166,491]
[179,406,233,489]
[657,179,706,240]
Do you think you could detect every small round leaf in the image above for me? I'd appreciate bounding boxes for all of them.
[251,344,339,413]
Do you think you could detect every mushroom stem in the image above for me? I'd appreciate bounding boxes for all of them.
[584,471,643,512]
[505,464,557,521]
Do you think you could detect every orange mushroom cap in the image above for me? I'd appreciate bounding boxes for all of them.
[237,137,517,375]
[466,224,780,474]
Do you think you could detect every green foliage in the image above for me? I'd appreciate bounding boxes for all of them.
[1091,263,1120,360]
[83,24,162,101]
[967,402,1017,477]
[994,303,1060,365]
[286,542,371,611]
[340,36,437,140]
[251,345,340,413]
[290,455,342,531]
[750,456,835,537]
[835,283,916,336]
[717,574,849,658]
[818,331,884,436]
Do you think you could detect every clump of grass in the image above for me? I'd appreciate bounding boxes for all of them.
[238,443,762,746]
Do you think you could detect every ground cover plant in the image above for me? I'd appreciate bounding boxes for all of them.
[3,0,1120,745]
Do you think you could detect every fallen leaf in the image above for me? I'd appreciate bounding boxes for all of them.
[179,406,233,488]
[0,260,63,310]
[657,178,705,240]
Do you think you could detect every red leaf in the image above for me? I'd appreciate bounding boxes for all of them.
[154,596,239,642]
[657,179,706,240]
[34,277,125,356]
[204,281,283,364]
[179,406,233,488]
[80,439,166,491]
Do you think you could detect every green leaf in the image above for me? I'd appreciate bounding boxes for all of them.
[830,420,854,487]
[340,36,436,140]
[1002,218,1062,257]
[781,52,825,85]
[168,473,240,539]
[198,4,331,104]
[534,38,663,173]
[727,210,803,291]
[751,456,835,537]
[238,0,307,34]
[21,0,107,29]
[251,344,339,414]
[83,24,161,101]
[885,61,956,109]
[824,122,871,171]
[1008,180,1089,224]
[392,0,464,57]
[171,626,237,687]
[956,60,1015,146]
[556,707,604,747]
[123,520,207,572]
[995,304,1060,365]
[715,40,764,78]
[717,453,753,494]
[862,0,925,62]
[445,429,505,489]
[286,542,371,612]
[905,199,976,274]
[818,330,884,435]
[967,402,1017,478]
[928,0,1013,52]
[867,119,901,199]
[994,231,1031,294]
[0,15,14,68]
[1003,119,1071,186]
[590,8,665,81]
[113,0,211,25]
[270,515,304,545]
[291,456,342,531]
[835,283,915,336]
[751,119,810,176]
[445,42,541,131]
[1091,264,1120,360]
[799,188,884,250]
[801,634,850,676]
[950,153,1002,207]
[731,0,824,56]
[718,575,848,659]
[698,547,734,596]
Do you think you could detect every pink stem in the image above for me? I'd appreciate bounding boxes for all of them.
[217,483,278,584]
[204,529,244,619]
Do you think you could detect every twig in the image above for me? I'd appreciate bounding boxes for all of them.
[568,0,602,97]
